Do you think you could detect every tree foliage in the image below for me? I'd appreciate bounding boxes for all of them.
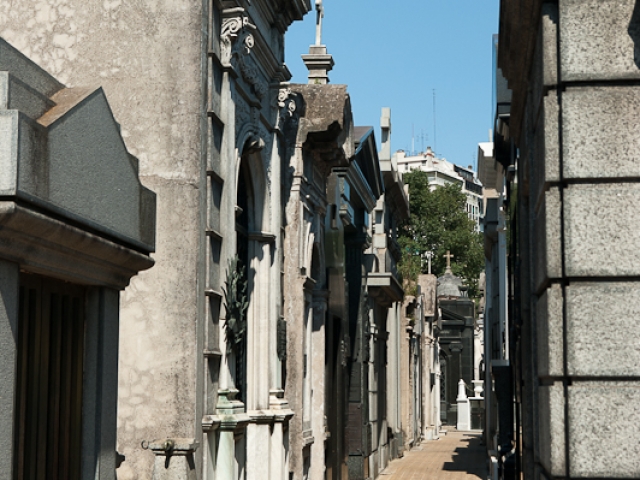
[398,171,484,298]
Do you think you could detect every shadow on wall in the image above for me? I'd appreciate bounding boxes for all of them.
[628,0,640,68]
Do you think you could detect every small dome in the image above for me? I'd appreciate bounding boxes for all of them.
[437,270,463,298]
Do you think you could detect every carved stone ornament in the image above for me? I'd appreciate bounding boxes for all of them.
[238,56,267,99]
[220,14,268,100]
[221,16,256,56]
[277,87,292,109]
[277,88,300,138]
[222,255,249,355]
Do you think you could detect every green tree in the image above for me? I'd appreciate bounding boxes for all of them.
[398,171,484,298]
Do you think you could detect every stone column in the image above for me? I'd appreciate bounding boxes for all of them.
[310,290,328,480]
[0,259,19,478]
[422,336,433,440]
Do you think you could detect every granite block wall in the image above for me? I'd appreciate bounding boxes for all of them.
[517,1,640,478]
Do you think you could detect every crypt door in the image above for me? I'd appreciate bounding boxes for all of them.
[440,354,448,424]
[13,273,86,480]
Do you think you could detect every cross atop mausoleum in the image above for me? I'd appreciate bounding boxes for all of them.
[315,0,324,46]
[444,250,454,273]
[302,0,334,84]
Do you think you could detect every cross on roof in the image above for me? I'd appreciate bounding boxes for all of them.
[444,250,454,272]
[315,0,324,46]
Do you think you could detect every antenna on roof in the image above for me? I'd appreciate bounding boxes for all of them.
[433,89,437,155]
[411,124,415,156]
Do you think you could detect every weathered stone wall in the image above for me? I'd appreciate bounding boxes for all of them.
[502,1,640,478]
[1,2,204,476]
[5,3,206,477]
[1,1,310,478]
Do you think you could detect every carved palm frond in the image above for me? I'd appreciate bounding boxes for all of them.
[222,255,249,354]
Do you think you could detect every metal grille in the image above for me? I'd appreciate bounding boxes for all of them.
[13,274,85,480]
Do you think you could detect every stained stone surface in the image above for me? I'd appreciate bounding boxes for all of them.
[531,3,558,119]
[0,260,18,478]
[568,383,640,478]
[560,0,640,81]
[538,383,565,478]
[536,284,563,378]
[566,283,640,377]
[564,183,640,277]
[534,187,561,290]
[531,94,559,209]
[563,86,640,179]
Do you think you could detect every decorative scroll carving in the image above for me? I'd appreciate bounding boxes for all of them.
[277,87,291,108]
[221,16,256,56]
[220,13,267,100]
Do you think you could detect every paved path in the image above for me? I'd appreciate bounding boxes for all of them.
[379,430,487,480]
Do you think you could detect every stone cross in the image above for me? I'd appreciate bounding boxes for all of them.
[315,0,324,46]
[444,250,454,272]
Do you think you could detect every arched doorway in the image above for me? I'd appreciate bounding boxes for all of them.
[232,139,270,410]
[234,155,252,403]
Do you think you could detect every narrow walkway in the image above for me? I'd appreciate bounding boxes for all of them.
[380,430,487,480]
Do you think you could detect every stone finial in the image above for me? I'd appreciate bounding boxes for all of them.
[302,0,334,84]
[457,379,468,401]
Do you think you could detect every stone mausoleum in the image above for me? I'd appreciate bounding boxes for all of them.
[483,1,640,478]
[436,254,475,427]
[0,38,156,479]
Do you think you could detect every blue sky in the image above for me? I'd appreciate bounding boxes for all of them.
[285,0,500,171]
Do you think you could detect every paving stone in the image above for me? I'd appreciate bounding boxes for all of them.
[380,430,487,480]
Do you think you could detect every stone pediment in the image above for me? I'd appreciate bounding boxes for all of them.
[0,77,155,252]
